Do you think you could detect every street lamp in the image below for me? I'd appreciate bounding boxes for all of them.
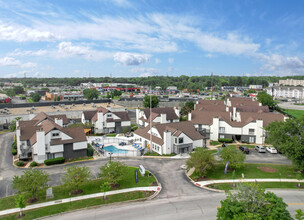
[108,152,113,162]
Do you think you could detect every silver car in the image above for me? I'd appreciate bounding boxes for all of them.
[255,145,266,153]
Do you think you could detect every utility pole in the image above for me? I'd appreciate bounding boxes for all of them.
[211,72,214,100]
[149,85,152,152]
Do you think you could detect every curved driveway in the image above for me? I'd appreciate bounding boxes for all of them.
[0,133,303,219]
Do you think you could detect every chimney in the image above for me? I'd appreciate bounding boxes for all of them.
[226,106,229,112]
[188,112,192,121]
[174,106,180,118]
[232,107,236,121]
[55,118,63,127]
[160,113,166,123]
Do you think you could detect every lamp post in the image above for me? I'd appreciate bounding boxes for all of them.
[108,152,113,162]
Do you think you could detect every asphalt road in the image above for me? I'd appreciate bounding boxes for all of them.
[278,102,304,110]
[47,189,304,220]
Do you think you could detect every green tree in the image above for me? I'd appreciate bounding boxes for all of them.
[99,161,127,186]
[219,146,245,170]
[30,93,41,102]
[6,88,16,97]
[181,101,195,115]
[217,183,292,220]
[62,166,91,194]
[112,90,122,97]
[143,95,159,108]
[13,86,25,95]
[12,168,49,201]
[56,96,60,101]
[186,148,215,177]
[257,91,275,108]
[9,117,22,131]
[15,194,26,217]
[295,209,304,220]
[265,118,304,170]
[100,182,111,200]
[296,171,303,187]
[83,88,99,100]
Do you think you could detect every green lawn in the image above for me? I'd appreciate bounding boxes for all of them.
[208,182,302,191]
[0,167,156,211]
[26,99,34,103]
[191,163,297,181]
[106,134,117,137]
[210,141,220,145]
[282,109,304,119]
[1,191,147,220]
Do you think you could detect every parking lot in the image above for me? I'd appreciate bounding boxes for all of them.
[244,147,292,165]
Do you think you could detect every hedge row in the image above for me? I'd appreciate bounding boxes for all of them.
[44,157,65,166]
[218,138,233,143]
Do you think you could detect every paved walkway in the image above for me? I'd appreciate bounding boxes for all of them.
[195,179,304,191]
[0,186,161,217]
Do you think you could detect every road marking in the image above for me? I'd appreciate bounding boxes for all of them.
[287,203,304,206]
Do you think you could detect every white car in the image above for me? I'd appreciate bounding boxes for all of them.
[266,147,278,154]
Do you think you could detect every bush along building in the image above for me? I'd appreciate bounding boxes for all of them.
[136,107,180,127]
[82,106,131,134]
[189,97,286,144]
[16,112,87,163]
[134,121,205,155]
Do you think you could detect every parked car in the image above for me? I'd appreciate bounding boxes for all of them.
[239,146,250,154]
[255,145,266,153]
[266,146,278,154]
[119,142,127,146]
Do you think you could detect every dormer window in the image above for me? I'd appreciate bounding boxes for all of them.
[107,114,112,118]
[52,132,60,137]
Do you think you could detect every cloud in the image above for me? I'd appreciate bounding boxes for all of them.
[154,58,161,64]
[0,57,36,68]
[131,67,159,77]
[168,58,174,64]
[8,49,48,57]
[114,52,150,65]
[260,53,304,74]
[0,22,58,42]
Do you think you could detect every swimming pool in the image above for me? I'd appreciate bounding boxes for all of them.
[103,145,128,154]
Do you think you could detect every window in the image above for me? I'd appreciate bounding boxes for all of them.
[178,137,183,144]
[219,127,225,133]
[52,133,59,137]
[249,129,255,135]
[107,114,112,117]
[220,135,225,139]
[175,138,177,144]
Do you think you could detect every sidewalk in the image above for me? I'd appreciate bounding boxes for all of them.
[0,186,161,217]
[195,179,304,192]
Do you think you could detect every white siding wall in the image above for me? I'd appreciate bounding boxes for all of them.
[122,121,131,126]
[73,141,87,150]
[50,144,63,153]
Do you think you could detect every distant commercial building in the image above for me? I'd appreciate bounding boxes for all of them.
[249,85,263,90]
[266,86,304,99]
[279,79,304,86]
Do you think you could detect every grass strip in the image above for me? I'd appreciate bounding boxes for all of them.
[0,167,156,211]
[0,191,147,220]
[191,163,297,181]
[208,182,303,191]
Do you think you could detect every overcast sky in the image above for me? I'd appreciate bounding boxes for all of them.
[0,0,304,78]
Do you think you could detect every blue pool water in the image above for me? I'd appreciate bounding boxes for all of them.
[103,145,128,154]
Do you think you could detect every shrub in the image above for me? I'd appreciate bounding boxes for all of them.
[44,157,65,166]
[17,161,25,167]
[12,140,17,149]
[30,161,38,167]
[218,138,233,143]
[87,144,94,157]
[12,149,17,155]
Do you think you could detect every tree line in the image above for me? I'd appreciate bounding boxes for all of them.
[2,75,304,90]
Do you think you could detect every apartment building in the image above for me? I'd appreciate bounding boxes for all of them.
[134,121,204,155]
[82,106,131,134]
[266,86,304,99]
[189,98,285,144]
[279,79,304,86]
[136,107,180,127]
[16,112,87,163]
